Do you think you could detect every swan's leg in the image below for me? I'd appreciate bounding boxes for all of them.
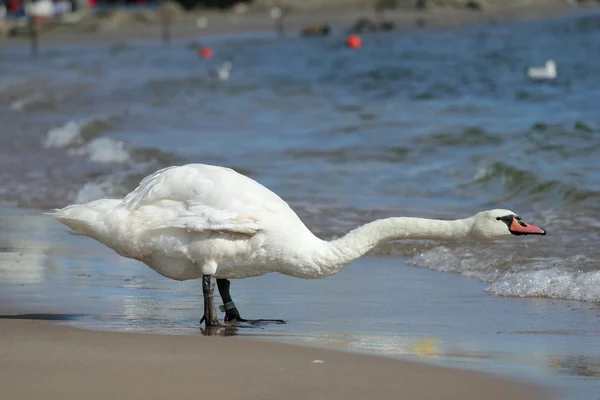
[200,275,219,327]
[216,278,242,322]
[216,278,286,325]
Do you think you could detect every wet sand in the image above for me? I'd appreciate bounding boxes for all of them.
[0,309,552,400]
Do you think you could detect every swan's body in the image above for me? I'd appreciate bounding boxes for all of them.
[527,59,557,80]
[49,164,546,327]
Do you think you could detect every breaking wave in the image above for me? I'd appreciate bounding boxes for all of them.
[44,117,131,164]
[487,267,600,303]
[408,247,600,303]
[68,137,130,164]
[44,117,118,149]
[464,160,600,208]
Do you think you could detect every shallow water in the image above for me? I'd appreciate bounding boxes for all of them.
[1,8,600,399]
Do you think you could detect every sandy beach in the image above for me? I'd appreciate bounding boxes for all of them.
[0,0,591,46]
[0,309,552,400]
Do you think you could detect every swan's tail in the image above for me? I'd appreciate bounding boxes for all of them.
[45,199,122,238]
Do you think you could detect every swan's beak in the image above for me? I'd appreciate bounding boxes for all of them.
[509,218,546,236]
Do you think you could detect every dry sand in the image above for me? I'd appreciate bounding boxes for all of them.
[0,309,554,400]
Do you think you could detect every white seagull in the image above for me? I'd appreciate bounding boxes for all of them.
[48,164,547,327]
[24,0,55,18]
[527,59,557,80]
[213,61,232,81]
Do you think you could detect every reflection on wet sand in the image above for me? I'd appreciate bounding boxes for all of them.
[548,354,600,378]
[0,213,52,284]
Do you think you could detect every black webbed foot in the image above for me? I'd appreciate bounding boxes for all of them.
[216,278,286,327]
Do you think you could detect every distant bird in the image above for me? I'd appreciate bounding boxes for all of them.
[269,6,282,20]
[213,61,232,81]
[195,16,208,29]
[527,59,557,80]
[24,0,54,18]
[48,164,547,328]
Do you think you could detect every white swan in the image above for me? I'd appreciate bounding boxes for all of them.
[527,59,557,80]
[48,164,546,327]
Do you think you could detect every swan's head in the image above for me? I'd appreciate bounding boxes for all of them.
[470,209,546,240]
[546,59,556,70]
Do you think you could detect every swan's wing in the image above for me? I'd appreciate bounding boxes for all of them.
[124,164,286,236]
[122,165,199,210]
[146,201,260,236]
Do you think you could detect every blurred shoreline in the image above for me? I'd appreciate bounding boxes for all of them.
[0,0,596,46]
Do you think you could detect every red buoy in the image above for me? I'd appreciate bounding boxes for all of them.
[199,47,213,59]
[346,35,362,49]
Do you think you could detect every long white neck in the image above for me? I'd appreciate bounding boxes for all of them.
[294,217,473,279]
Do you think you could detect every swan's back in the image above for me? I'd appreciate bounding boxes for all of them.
[123,164,288,215]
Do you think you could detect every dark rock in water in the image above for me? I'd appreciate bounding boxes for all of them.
[351,17,378,33]
[7,25,28,38]
[415,0,427,10]
[350,18,395,33]
[379,21,395,31]
[465,1,482,11]
[301,23,330,37]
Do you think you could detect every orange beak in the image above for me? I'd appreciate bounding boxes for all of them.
[510,218,546,236]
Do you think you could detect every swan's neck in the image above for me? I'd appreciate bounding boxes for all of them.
[300,217,473,278]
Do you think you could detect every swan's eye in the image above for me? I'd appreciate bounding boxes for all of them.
[495,215,515,225]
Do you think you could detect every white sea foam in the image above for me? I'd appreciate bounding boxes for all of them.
[86,138,129,163]
[75,180,115,204]
[68,137,130,164]
[407,246,503,282]
[44,120,82,148]
[43,115,118,150]
[487,267,600,303]
[409,247,600,303]
[45,117,129,163]
[10,93,45,111]
[74,163,156,204]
